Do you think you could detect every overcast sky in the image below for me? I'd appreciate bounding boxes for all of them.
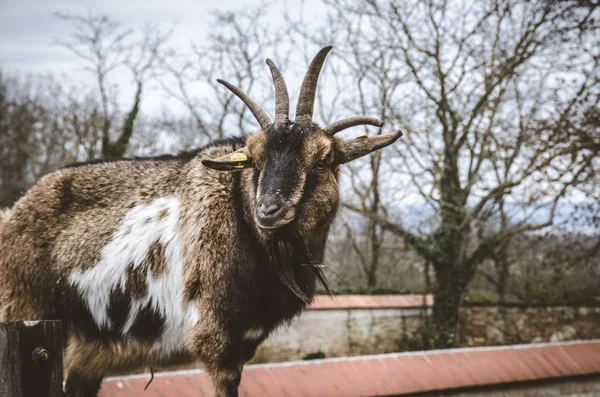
[1,0,299,70]
[0,0,324,114]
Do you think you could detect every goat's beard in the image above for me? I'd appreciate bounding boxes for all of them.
[264,238,332,303]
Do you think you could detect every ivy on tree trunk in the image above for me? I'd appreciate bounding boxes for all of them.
[101,81,142,160]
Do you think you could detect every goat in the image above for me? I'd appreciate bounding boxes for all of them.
[0,208,9,222]
[0,46,402,397]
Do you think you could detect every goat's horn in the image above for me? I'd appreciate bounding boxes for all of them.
[217,79,271,131]
[322,117,384,136]
[295,46,333,123]
[266,59,290,127]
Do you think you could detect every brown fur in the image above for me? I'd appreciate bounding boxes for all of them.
[0,49,401,397]
[0,208,9,221]
[0,130,399,397]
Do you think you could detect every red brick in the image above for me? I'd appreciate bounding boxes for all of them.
[331,360,372,396]
[481,351,514,383]
[397,355,435,391]
[491,349,537,382]
[561,343,599,374]
[123,377,156,396]
[239,370,265,397]
[432,352,472,389]
[370,357,411,394]
[386,356,427,393]
[478,350,514,384]
[172,375,195,396]
[98,341,600,397]
[308,294,432,310]
[267,366,309,397]
[526,348,563,379]
[480,350,515,384]
[288,365,325,397]
[241,367,284,397]
[516,348,550,379]
[317,360,361,396]
[540,346,579,376]
[450,351,496,386]
[171,375,206,397]
[152,376,185,396]
[434,352,478,388]
[298,362,340,397]
[467,350,518,385]
[415,354,458,389]
[587,342,600,357]
[185,373,215,397]
[240,367,280,396]
[97,381,120,397]
[351,358,393,395]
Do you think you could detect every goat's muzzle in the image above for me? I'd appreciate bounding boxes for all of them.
[254,196,295,231]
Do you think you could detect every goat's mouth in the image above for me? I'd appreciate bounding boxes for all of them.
[254,213,295,232]
[254,207,296,233]
[254,195,296,233]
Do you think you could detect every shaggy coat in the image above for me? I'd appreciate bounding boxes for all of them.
[0,46,402,397]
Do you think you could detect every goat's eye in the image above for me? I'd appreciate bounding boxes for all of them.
[315,160,327,170]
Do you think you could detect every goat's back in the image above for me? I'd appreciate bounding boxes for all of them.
[0,156,189,321]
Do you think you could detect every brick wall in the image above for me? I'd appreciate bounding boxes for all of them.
[252,305,600,363]
[102,341,600,397]
[415,376,600,397]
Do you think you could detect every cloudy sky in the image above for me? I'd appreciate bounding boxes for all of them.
[0,0,323,114]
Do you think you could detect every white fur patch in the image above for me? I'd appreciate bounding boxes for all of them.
[243,328,265,342]
[69,197,199,356]
[0,208,10,221]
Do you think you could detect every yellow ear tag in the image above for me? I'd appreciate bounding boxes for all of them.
[356,134,368,139]
[230,153,248,162]
[232,165,245,169]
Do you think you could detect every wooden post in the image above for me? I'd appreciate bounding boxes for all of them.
[0,320,63,397]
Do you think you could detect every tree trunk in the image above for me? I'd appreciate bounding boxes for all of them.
[431,281,463,348]
[102,82,142,159]
[365,152,382,289]
[366,271,377,288]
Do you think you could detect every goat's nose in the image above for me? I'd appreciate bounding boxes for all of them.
[259,198,282,218]
[255,195,294,230]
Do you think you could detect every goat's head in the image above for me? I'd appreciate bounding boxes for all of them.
[202,46,402,238]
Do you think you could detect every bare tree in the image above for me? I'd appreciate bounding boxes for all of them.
[286,5,413,289]
[158,5,289,143]
[54,12,170,159]
[305,0,600,347]
[0,72,47,206]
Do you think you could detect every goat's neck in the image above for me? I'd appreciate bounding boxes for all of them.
[236,169,330,301]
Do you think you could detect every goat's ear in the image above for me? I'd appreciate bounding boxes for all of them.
[201,148,254,171]
[338,131,403,164]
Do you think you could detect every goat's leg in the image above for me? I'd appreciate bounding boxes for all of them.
[64,371,104,397]
[210,337,267,396]
[206,340,262,397]
[205,349,244,397]
[63,337,108,397]
[211,363,243,397]
[190,310,253,397]
[192,330,244,397]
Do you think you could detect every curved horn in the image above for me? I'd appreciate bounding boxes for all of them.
[266,59,289,127]
[217,79,271,131]
[322,117,384,136]
[295,46,333,123]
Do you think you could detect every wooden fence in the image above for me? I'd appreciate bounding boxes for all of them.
[0,320,63,397]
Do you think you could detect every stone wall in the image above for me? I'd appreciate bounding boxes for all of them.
[460,305,600,347]
[251,305,600,363]
[252,307,430,363]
